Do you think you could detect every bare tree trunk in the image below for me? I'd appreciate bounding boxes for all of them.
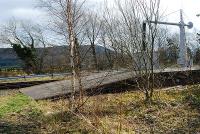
[67,0,83,109]
[75,38,83,104]
[67,0,77,109]
[85,13,102,71]
[91,42,98,71]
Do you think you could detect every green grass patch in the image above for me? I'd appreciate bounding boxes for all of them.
[0,94,32,118]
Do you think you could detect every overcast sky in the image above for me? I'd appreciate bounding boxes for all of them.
[0,0,45,24]
[0,0,200,31]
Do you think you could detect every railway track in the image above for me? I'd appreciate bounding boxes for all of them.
[0,80,58,90]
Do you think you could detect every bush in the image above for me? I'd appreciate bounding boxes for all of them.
[183,94,200,108]
[182,87,200,108]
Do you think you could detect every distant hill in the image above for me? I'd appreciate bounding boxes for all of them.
[0,45,111,68]
[0,48,22,68]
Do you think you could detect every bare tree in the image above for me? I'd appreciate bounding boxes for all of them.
[66,0,78,108]
[85,12,102,71]
[39,0,86,108]
[99,22,115,69]
[0,20,48,74]
[103,0,161,102]
[39,0,162,104]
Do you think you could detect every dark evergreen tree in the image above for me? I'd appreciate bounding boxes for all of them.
[11,43,38,74]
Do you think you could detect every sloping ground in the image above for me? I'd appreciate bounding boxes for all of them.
[0,85,200,133]
[20,67,200,100]
[20,71,133,100]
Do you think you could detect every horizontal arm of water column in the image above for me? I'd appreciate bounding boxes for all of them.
[147,20,189,27]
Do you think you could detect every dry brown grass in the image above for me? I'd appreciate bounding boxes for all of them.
[1,85,200,133]
[34,87,200,133]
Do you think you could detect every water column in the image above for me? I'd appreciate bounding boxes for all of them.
[178,9,187,67]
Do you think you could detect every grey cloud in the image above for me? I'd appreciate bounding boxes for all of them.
[0,0,42,23]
